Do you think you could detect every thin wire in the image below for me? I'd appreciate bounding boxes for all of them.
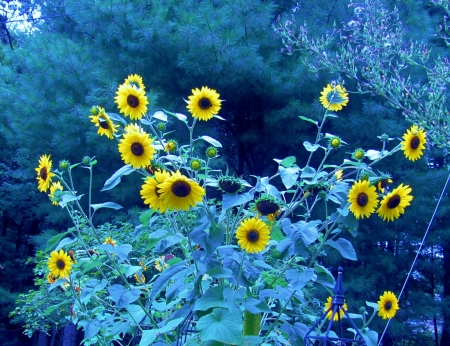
[378,171,450,345]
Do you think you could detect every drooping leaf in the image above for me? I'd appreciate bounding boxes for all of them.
[279,166,300,189]
[45,229,72,252]
[200,135,222,147]
[91,202,122,211]
[197,308,243,345]
[326,238,357,260]
[139,318,184,346]
[303,141,320,152]
[285,268,316,290]
[101,165,135,191]
[108,284,141,308]
[98,244,132,263]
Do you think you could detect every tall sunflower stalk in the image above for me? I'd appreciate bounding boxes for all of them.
[23,74,421,344]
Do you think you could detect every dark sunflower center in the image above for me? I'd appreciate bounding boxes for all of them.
[56,259,65,270]
[410,136,420,149]
[387,195,401,209]
[131,142,144,156]
[127,95,140,108]
[256,200,279,215]
[379,179,388,189]
[199,97,212,110]
[357,192,369,206]
[98,118,110,129]
[247,229,259,242]
[171,181,191,197]
[40,167,48,180]
[385,301,392,310]
[219,180,241,194]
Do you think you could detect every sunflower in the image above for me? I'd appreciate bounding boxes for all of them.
[319,84,349,111]
[186,86,222,121]
[329,136,342,148]
[134,273,146,283]
[348,180,379,219]
[47,273,57,284]
[124,123,144,134]
[401,125,427,161]
[35,154,55,192]
[115,83,148,120]
[335,169,343,181]
[155,256,169,272]
[48,181,63,206]
[48,249,73,278]
[164,140,178,152]
[190,158,202,171]
[118,131,156,169]
[140,170,171,213]
[377,291,399,320]
[324,296,348,321]
[377,184,413,222]
[236,217,270,254]
[124,74,146,90]
[89,108,119,139]
[352,148,365,160]
[158,171,205,211]
[103,237,116,247]
[375,178,393,194]
[218,176,244,194]
[206,146,218,158]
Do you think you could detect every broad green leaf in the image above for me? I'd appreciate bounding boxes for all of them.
[44,301,66,314]
[55,237,77,251]
[300,166,316,178]
[107,112,127,125]
[80,279,108,304]
[127,304,147,326]
[163,109,188,122]
[222,192,254,211]
[303,141,320,152]
[48,278,67,291]
[45,230,72,252]
[108,284,141,308]
[101,165,135,191]
[279,166,300,189]
[326,238,357,260]
[365,149,382,160]
[91,202,122,211]
[285,268,316,290]
[79,319,102,340]
[298,115,318,126]
[314,263,335,289]
[140,209,155,227]
[200,135,222,147]
[60,194,83,207]
[206,267,234,279]
[98,244,132,263]
[366,301,379,311]
[123,265,143,277]
[139,318,184,346]
[194,286,230,311]
[150,261,187,300]
[152,110,168,121]
[197,308,243,345]
[361,329,378,346]
[274,156,296,168]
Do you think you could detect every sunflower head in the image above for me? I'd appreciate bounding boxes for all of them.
[158,171,205,211]
[255,195,281,215]
[145,161,167,175]
[378,291,399,319]
[329,136,342,149]
[140,170,171,213]
[89,109,119,139]
[48,181,64,206]
[115,83,148,120]
[90,105,100,115]
[155,255,168,272]
[157,122,166,131]
[236,217,271,254]
[206,146,218,158]
[164,140,178,152]
[401,125,427,161]
[305,182,328,196]
[47,273,57,284]
[373,173,393,193]
[48,249,73,278]
[186,86,222,121]
[324,296,348,321]
[352,148,365,160]
[124,74,146,90]
[35,154,56,192]
[218,175,244,194]
[377,183,413,222]
[190,158,202,171]
[103,236,116,247]
[134,273,146,283]
[319,84,349,111]
[118,131,156,169]
[348,180,379,219]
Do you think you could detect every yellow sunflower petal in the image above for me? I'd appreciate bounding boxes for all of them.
[236,217,270,254]
[89,108,119,139]
[348,180,379,219]
[186,86,222,121]
[35,154,56,192]
[324,296,348,321]
[47,249,73,278]
[319,84,349,111]
[140,170,171,213]
[118,131,156,169]
[401,125,427,161]
[377,183,413,222]
[114,84,148,120]
[378,291,399,319]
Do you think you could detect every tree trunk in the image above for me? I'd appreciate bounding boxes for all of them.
[440,241,450,345]
[62,323,77,346]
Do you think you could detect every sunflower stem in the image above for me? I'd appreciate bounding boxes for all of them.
[262,289,296,343]
[88,165,92,220]
[235,252,247,290]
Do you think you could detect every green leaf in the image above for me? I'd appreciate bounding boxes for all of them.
[300,166,316,178]
[150,261,187,300]
[140,209,155,227]
[152,110,168,122]
[361,329,378,346]
[270,226,284,242]
[194,286,230,311]
[127,304,147,326]
[55,237,77,251]
[123,265,143,277]
[279,166,300,189]
[139,318,184,346]
[81,259,103,274]
[285,268,316,290]
[326,238,357,260]
[222,192,254,211]
[98,244,132,263]
[101,165,135,191]
[60,194,83,207]
[206,267,234,279]
[80,279,108,304]
[45,230,72,252]
[107,112,127,125]
[200,135,222,147]
[197,308,243,345]
[79,319,102,340]
[274,156,296,168]
[163,109,188,122]
[108,284,141,308]
[366,301,379,311]
[91,202,122,211]
[314,263,335,289]
[303,141,321,152]
[298,115,318,126]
